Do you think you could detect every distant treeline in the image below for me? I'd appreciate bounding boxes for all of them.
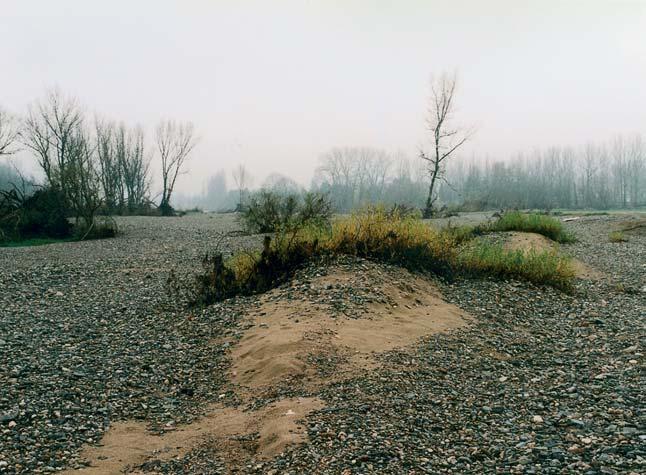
[441,135,646,210]
[185,135,645,213]
[177,148,428,213]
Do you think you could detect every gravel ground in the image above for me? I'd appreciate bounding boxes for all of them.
[0,215,258,473]
[1,213,644,474]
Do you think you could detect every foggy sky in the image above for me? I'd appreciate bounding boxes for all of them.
[1,0,645,194]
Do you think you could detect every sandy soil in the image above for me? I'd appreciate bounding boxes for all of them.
[64,397,324,475]
[65,265,467,474]
[232,269,468,392]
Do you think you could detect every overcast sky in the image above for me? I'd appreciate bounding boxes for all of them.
[1,0,645,194]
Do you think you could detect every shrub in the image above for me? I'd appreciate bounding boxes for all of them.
[191,252,240,305]
[609,231,628,243]
[187,232,321,306]
[481,211,575,243]
[299,192,334,229]
[0,187,72,242]
[325,206,455,276]
[185,207,576,305]
[159,202,175,217]
[1,187,119,245]
[241,190,332,234]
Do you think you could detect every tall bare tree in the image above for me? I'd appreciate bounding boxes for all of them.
[64,127,102,230]
[22,89,83,194]
[611,136,629,208]
[119,125,150,213]
[95,119,122,211]
[627,134,644,206]
[155,119,197,215]
[0,107,19,157]
[232,163,252,211]
[420,72,473,217]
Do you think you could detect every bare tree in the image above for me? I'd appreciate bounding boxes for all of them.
[95,119,122,211]
[22,89,83,194]
[155,119,197,215]
[64,128,103,231]
[611,136,629,208]
[420,72,473,217]
[581,142,599,208]
[120,125,150,213]
[0,107,19,157]
[627,134,644,206]
[232,164,252,211]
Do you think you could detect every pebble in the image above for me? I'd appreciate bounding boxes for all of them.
[1,213,644,474]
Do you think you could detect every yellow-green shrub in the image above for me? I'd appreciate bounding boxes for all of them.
[608,231,628,243]
[187,207,577,305]
[323,207,456,275]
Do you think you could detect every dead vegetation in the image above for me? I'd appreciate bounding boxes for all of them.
[173,209,578,306]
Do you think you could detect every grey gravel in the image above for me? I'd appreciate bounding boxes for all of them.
[1,213,644,474]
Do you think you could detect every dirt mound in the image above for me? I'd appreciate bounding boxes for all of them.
[65,262,468,473]
[232,267,468,393]
[65,397,323,475]
[504,231,601,280]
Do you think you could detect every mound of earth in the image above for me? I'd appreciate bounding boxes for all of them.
[65,260,468,473]
[65,397,324,475]
[503,231,602,280]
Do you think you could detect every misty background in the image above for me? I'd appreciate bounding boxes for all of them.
[1,0,645,209]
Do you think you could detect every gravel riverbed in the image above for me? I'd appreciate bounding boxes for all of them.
[1,213,644,474]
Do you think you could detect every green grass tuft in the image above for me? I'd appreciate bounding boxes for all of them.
[481,211,576,243]
[609,231,628,243]
[457,243,575,291]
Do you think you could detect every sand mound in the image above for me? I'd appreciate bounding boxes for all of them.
[65,397,323,475]
[504,231,601,280]
[65,262,468,473]
[232,267,468,392]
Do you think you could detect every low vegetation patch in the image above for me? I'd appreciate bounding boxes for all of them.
[609,231,628,243]
[479,211,576,243]
[177,207,575,306]
[1,187,72,244]
[241,190,333,234]
[0,187,118,246]
[326,207,455,276]
[457,243,575,290]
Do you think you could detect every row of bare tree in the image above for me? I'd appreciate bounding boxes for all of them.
[311,136,646,214]
[0,89,197,226]
[441,135,646,210]
[311,147,426,211]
